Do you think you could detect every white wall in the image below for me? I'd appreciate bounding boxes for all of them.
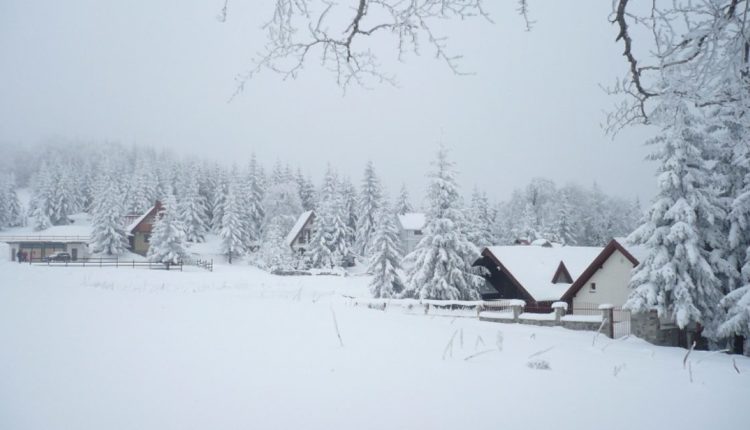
[572,249,635,311]
[399,229,423,255]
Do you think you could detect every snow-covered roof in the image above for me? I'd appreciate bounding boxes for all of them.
[286,211,314,246]
[484,245,604,302]
[127,205,156,233]
[0,223,93,243]
[397,213,426,231]
[613,237,648,264]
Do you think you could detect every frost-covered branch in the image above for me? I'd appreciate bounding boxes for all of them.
[226,0,492,96]
[606,0,750,134]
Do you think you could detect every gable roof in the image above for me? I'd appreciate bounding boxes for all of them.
[397,213,426,231]
[482,245,604,302]
[286,211,314,246]
[551,261,573,284]
[560,238,641,302]
[126,202,162,234]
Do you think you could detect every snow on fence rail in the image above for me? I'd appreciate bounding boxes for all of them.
[0,235,91,242]
[350,298,626,339]
[27,257,182,271]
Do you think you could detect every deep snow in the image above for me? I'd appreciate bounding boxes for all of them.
[0,256,748,430]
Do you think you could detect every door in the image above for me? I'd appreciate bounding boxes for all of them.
[71,248,78,261]
[11,248,16,262]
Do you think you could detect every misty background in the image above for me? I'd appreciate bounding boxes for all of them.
[0,0,656,202]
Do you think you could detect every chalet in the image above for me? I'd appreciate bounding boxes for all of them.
[125,202,162,256]
[559,238,646,311]
[397,212,425,255]
[474,243,603,310]
[1,204,162,260]
[286,211,315,254]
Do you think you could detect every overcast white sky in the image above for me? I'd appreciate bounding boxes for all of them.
[0,0,657,203]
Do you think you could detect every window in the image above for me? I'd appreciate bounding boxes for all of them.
[144,234,151,243]
[589,282,597,293]
[299,230,309,244]
[413,230,422,236]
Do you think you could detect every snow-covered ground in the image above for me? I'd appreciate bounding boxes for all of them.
[0,255,748,430]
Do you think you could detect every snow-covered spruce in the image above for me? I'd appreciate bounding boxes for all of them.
[219,182,246,264]
[176,169,209,243]
[403,145,484,300]
[354,161,383,257]
[146,194,187,265]
[625,98,725,334]
[254,218,295,272]
[308,165,352,268]
[395,183,413,215]
[466,187,495,248]
[89,177,129,256]
[367,201,404,298]
[243,155,265,246]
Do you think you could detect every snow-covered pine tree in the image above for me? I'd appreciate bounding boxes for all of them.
[403,145,484,300]
[31,204,51,232]
[89,178,130,255]
[367,201,405,298]
[255,218,295,272]
[147,194,187,264]
[466,187,495,248]
[519,202,539,242]
[51,169,79,224]
[554,191,576,245]
[395,184,413,215]
[625,98,726,334]
[262,179,303,242]
[7,183,24,227]
[219,182,246,264]
[244,155,265,244]
[0,175,9,229]
[177,170,209,243]
[339,176,358,250]
[717,113,750,354]
[211,167,229,233]
[128,159,159,214]
[296,168,317,211]
[354,161,383,257]
[307,165,353,268]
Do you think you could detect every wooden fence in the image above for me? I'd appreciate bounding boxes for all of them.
[27,257,182,271]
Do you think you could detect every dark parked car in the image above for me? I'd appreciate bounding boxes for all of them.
[45,252,72,262]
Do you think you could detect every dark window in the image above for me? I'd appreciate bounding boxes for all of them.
[590,282,597,292]
[414,230,422,235]
[144,234,151,243]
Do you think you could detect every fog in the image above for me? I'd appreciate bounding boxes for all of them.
[0,0,656,202]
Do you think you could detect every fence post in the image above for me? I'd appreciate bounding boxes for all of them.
[599,304,615,338]
[552,302,568,324]
[510,300,525,322]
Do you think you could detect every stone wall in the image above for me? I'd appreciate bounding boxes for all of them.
[630,310,680,347]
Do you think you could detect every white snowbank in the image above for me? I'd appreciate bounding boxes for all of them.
[0,261,748,430]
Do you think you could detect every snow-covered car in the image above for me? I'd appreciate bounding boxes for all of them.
[45,252,72,262]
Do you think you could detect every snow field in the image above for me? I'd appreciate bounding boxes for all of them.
[0,260,748,430]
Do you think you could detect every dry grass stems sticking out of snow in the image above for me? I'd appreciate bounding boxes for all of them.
[330,306,344,348]
[527,358,551,370]
[442,329,459,360]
